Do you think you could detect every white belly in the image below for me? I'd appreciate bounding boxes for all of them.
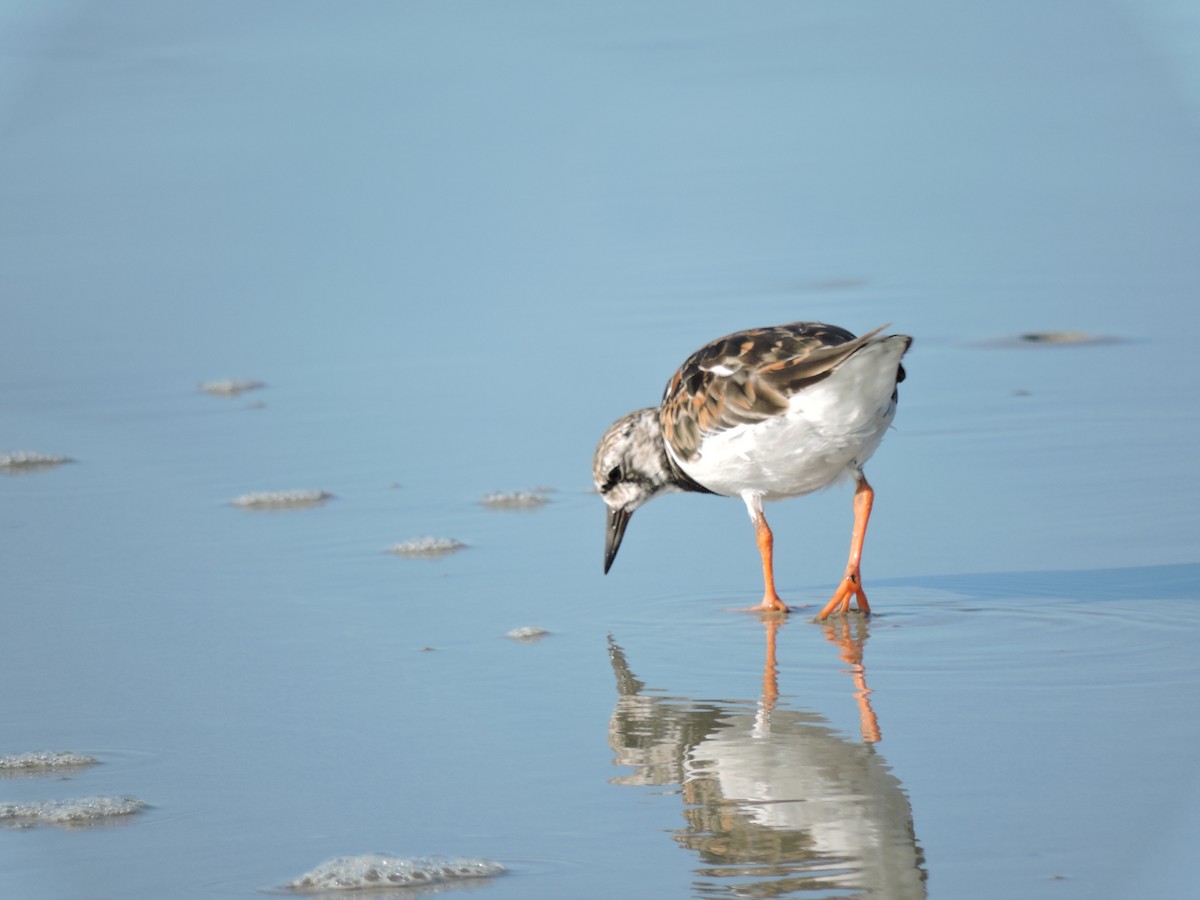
[671,338,905,501]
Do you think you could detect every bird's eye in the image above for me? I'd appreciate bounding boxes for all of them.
[602,466,622,492]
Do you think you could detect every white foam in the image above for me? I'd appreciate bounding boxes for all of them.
[0,451,73,470]
[230,490,332,510]
[0,751,97,772]
[505,626,550,642]
[281,854,505,892]
[0,796,146,827]
[479,490,550,509]
[199,379,266,396]
[388,537,467,558]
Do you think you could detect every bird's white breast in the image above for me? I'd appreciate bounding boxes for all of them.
[671,337,907,501]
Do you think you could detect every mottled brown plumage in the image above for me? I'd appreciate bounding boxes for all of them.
[661,323,893,463]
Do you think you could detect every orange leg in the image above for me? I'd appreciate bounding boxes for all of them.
[817,475,874,620]
[753,512,790,612]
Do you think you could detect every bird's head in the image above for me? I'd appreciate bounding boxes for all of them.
[593,407,683,574]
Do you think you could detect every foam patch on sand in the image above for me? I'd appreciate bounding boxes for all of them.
[230,490,332,510]
[388,537,467,558]
[0,796,146,827]
[281,855,505,892]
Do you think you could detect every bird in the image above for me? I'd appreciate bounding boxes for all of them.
[593,322,911,619]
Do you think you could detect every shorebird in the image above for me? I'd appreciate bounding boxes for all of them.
[593,322,910,618]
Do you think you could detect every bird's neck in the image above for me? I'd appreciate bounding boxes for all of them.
[661,433,715,495]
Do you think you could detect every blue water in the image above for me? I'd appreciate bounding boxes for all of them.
[3,2,1200,897]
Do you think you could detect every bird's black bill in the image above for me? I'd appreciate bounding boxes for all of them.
[604,506,632,574]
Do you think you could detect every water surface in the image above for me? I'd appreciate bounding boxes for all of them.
[3,2,1200,897]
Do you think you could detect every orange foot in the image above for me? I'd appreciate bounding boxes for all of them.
[817,475,877,620]
[734,593,790,614]
[758,592,790,614]
[816,570,871,620]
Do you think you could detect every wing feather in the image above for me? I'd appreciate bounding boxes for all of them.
[661,322,891,462]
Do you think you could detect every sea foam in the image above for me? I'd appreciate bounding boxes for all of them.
[479,490,550,509]
[0,751,97,774]
[281,854,505,892]
[230,490,332,510]
[388,537,467,558]
[0,796,146,827]
[505,626,550,642]
[0,451,73,470]
[199,379,265,396]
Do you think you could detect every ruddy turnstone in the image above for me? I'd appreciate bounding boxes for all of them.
[594,322,911,618]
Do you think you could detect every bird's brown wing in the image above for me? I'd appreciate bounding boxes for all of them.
[660,322,888,462]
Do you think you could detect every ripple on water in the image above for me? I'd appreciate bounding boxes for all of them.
[599,570,1200,707]
[869,578,1200,693]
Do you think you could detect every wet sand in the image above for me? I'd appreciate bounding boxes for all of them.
[3,2,1200,898]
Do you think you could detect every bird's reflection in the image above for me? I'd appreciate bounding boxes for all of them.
[608,616,926,898]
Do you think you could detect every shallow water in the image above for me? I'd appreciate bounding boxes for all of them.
[3,1,1200,897]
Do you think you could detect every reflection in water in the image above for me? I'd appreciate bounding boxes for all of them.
[608,618,926,898]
